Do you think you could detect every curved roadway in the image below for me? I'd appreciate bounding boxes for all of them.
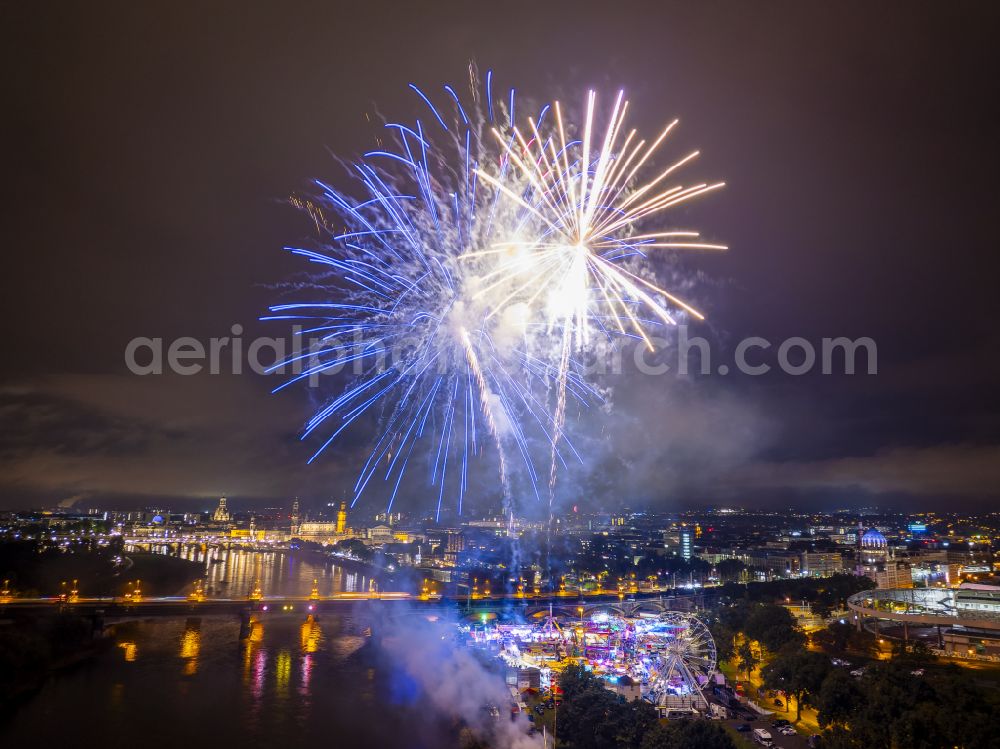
[847,588,1000,631]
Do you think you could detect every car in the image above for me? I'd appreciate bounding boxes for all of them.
[850,667,866,678]
[911,668,925,676]
[779,726,797,736]
[736,723,752,732]
[534,704,545,715]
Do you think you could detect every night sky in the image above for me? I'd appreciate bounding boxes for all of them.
[3,2,999,514]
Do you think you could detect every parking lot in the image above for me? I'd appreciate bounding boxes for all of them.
[722,711,814,749]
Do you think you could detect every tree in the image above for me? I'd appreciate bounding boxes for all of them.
[603,698,658,749]
[819,725,862,749]
[718,601,753,633]
[813,660,997,749]
[0,626,51,699]
[761,650,831,722]
[556,662,594,702]
[333,538,371,561]
[812,621,852,653]
[556,677,619,749]
[641,719,736,749]
[716,558,746,584]
[890,638,936,664]
[928,667,996,749]
[708,619,736,663]
[811,620,876,657]
[553,665,664,749]
[736,640,759,680]
[717,573,875,608]
[816,669,863,728]
[810,598,834,618]
[744,603,804,653]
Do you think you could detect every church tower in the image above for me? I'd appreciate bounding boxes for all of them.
[290,497,301,535]
[336,501,347,534]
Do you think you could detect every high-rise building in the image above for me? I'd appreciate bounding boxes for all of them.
[663,529,680,549]
[801,552,843,577]
[446,532,465,553]
[679,527,693,561]
[875,561,913,589]
[212,497,231,523]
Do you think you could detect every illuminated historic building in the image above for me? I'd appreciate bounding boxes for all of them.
[336,501,348,534]
[856,526,911,588]
[290,497,300,535]
[859,527,889,565]
[212,496,231,523]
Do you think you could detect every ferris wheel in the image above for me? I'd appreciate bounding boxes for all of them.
[648,612,717,715]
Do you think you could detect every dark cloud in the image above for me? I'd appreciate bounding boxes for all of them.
[0,374,350,508]
[721,444,1000,498]
[2,2,999,513]
[0,385,155,459]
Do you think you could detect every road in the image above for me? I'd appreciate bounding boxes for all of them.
[718,659,820,746]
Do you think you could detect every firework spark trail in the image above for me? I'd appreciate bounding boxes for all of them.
[474,91,726,348]
[460,325,510,508]
[548,326,572,491]
[267,71,598,525]
[476,90,727,569]
[268,77,724,592]
[478,94,728,338]
[543,324,573,590]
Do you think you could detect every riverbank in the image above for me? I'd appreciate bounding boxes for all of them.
[0,612,113,707]
[287,546,386,578]
[287,546,421,591]
[0,538,203,599]
[121,552,203,596]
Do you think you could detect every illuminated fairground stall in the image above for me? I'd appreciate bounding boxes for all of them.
[464,608,717,717]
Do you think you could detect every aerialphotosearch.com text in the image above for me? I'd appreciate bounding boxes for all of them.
[124,325,877,383]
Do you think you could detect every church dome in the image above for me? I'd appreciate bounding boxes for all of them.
[861,527,887,548]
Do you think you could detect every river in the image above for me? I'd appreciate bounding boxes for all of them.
[135,544,379,597]
[0,551,463,748]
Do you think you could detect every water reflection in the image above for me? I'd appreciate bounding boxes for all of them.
[300,615,322,654]
[179,619,200,676]
[1,615,460,749]
[133,546,372,598]
[118,641,137,662]
[275,649,292,693]
[253,647,267,694]
[300,653,314,697]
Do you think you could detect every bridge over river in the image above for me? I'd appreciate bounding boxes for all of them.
[1,588,708,622]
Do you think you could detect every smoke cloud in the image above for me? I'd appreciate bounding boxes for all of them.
[376,610,544,749]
